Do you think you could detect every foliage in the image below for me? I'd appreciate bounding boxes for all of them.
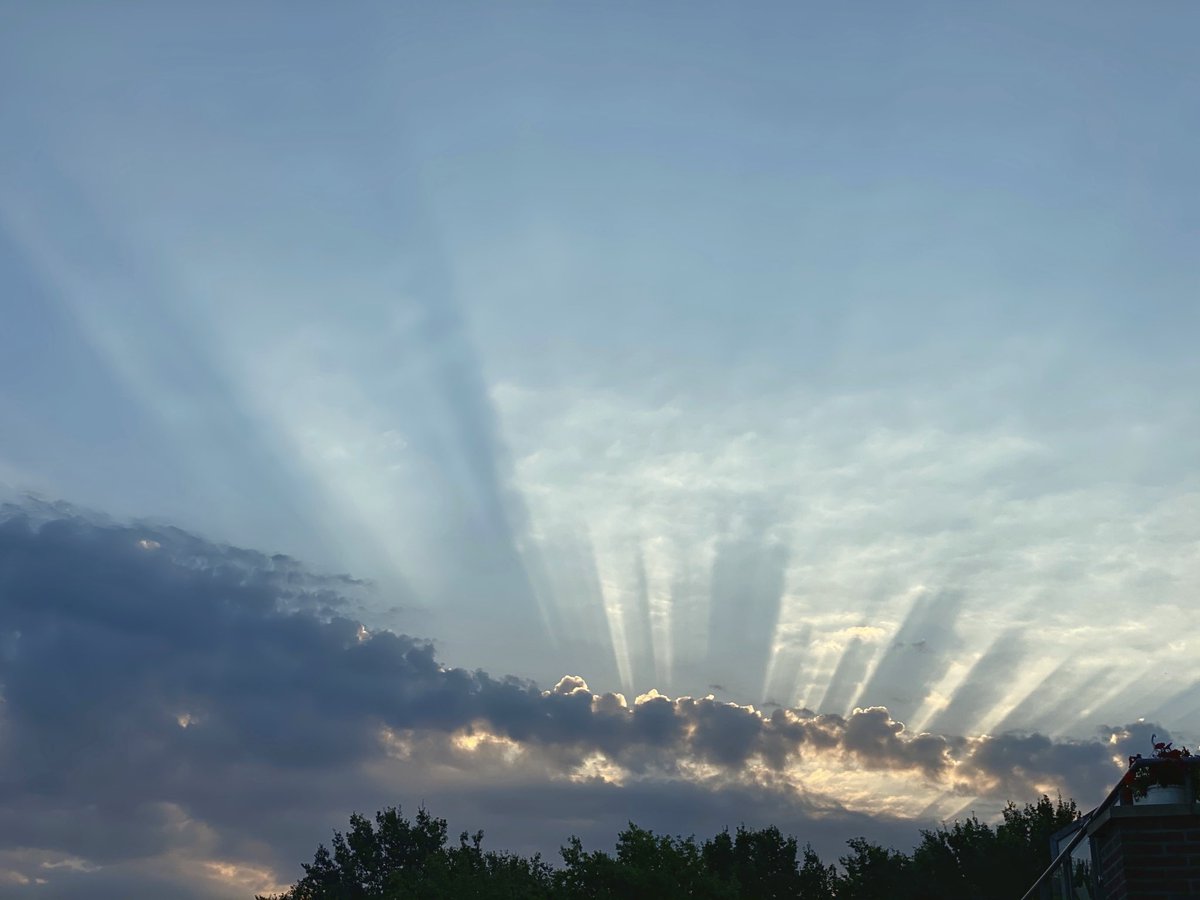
[836,836,913,900]
[1122,735,1197,799]
[263,794,1082,900]
[258,807,553,900]
[557,826,731,899]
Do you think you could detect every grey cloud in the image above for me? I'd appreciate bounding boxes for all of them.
[958,732,1113,801]
[0,507,1149,786]
[3,863,224,900]
[954,722,1184,805]
[0,511,903,786]
[0,506,1163,896]
[840,707,956,779]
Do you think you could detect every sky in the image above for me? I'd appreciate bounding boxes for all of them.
[0,2,1197,897]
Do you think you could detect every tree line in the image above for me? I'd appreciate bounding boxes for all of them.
[260,794,1079,900]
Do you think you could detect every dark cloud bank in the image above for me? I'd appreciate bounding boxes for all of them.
[0,504,1168,898]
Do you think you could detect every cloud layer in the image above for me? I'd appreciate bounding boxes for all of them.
[0,505,1171,897]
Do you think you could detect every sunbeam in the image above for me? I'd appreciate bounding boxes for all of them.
[3,6,1199,893]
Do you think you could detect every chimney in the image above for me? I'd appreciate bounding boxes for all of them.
[1041,750,1199,900]
[1087,799,1200,899]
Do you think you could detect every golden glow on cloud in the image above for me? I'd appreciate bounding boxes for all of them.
[570,753,627,785]
[379,726,415,760]
[201,858,289,896]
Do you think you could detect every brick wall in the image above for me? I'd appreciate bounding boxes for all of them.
[1092,809,1200,900]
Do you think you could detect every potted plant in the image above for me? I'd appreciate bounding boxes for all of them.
[1121,736,1196,805]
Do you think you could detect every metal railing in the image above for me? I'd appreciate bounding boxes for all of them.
[1018,756,1199,900]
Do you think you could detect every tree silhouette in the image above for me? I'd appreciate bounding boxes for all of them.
[263,794,1081,899]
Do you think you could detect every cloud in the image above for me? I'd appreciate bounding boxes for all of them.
[490,369,1200,725]
[0,504,1171,897]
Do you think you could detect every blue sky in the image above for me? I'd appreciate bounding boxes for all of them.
[1,3,1198,896]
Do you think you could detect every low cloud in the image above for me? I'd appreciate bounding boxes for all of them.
[0,505,1168,897]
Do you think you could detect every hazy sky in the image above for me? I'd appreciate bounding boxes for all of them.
[1,3,1198,897]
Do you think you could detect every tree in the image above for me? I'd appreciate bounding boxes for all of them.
[556,824,734,899]
[266,792,1085,900]
[993,794,1080,896]
[911,815,999,899]
[725,825,802,898]
[837,837,915,900]
[797,843,838,900]
[260,806,553,900]
[904,795,1081,900]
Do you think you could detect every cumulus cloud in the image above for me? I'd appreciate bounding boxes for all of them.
[0,505,1168,897]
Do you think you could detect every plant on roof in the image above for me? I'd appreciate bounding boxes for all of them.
[1121,735,1197,800]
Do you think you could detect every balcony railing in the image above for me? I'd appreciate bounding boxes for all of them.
[1018,756,1199,900]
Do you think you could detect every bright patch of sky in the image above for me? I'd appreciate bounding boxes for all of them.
[2,1,1198,742]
